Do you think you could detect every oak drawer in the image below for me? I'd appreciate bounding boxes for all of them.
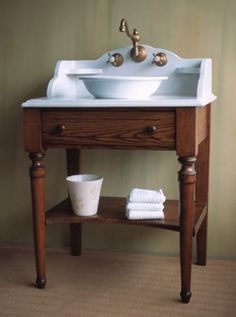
[42,109,176,150]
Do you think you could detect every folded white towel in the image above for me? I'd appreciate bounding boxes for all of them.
[126,202,164,211]
[126,210,164,220]
[128,188,166,203]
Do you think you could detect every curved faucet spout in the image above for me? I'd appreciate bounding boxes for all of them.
[119,19,132,39]
[119,19,126,32]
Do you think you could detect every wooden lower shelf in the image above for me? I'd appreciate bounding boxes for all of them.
[46,196,207,236]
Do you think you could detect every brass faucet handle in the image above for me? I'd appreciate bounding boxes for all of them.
[107,53,124,67]
[152,52,168,67]
[132,28,140,41]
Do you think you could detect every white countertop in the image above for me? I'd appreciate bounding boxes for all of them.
[22,94,216,108]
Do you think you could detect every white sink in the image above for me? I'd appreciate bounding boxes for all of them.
[80,75,168,99]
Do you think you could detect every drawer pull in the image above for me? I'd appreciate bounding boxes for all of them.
[145,125,157,133]
[50,124,66,135]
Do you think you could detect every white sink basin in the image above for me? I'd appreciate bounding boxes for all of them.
[80,75,168,99]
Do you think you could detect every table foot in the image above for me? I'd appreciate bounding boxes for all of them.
[36,277,47,289]
[180,290,192,303]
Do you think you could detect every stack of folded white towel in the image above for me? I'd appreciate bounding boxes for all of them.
[126,188,166,220]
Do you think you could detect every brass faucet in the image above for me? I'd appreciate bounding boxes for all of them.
[119,18,147,62]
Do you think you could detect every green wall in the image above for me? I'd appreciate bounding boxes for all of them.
[0,0,236,258]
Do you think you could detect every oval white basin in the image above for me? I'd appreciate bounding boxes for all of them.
[80,75,168,99]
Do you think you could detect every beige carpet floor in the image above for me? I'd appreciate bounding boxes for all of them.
[0,245,235,317]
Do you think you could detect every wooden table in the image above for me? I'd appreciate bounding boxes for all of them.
[23,104,211,303]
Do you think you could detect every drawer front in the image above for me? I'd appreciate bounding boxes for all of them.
[42,109,176,150]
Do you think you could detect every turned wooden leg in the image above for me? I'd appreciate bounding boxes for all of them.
[178,156,197,303]
[66,149,82,256]
[29,152,46,289]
